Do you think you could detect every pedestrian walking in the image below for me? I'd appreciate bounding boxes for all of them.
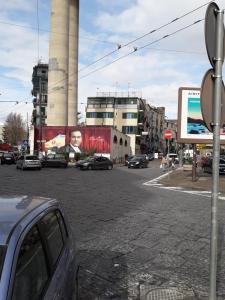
[161,156,168,172]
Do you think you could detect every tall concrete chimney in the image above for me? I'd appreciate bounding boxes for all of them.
[47,0,79,127]
[47,0,69,126]
[68,0,79,126]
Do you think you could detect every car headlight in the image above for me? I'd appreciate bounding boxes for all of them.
[83,162,89,166]
[136,162,140,164]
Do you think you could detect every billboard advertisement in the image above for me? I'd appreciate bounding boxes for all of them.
[177,87,225,144]
[34,126,111,157]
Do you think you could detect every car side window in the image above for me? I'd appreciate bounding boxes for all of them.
[102,157,107,161]
[11,225,49,300]
[56,210,68,242]
[39,211,64,267]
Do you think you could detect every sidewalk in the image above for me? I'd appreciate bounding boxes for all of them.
[159,167,225,194]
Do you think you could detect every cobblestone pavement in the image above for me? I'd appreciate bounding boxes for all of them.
[1,162,225,299]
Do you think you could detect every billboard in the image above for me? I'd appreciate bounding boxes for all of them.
[177,87,225,144]
[35,126,111,156]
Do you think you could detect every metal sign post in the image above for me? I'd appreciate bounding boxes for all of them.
[208,6,224,300]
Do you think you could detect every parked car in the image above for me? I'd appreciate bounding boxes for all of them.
[1,152,15,165]
[125,155,134,166]
[76,156,94,168]
[79,156,113,170]
[42,154,68,168]
[166,153,179,164]
[16,155,41,170]
[147,153,154,161]
[203,157,225,174]
[128,156,149,168]
[0,195,78,300]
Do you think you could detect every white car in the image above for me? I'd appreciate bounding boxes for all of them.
[166,153,179,164]
[16,155,41,170]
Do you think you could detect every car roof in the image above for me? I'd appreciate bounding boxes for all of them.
[0,196,57,245]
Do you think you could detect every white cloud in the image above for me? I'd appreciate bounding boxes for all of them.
[1,0,34,12]
[1,0,225,126]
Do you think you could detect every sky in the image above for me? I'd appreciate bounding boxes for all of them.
[0,0,224,125]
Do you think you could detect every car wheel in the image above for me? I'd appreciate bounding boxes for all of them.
[108,165,113,170]
[87,165,92,170]
[16,165,19,169]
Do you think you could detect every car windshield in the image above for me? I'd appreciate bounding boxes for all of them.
[85,157,94,161]
[169,154,177,158]
[4,154,13,158]
[55,154,65,159]
[0,245,6,280]
[25,156,38,160]
[130,157,141,162]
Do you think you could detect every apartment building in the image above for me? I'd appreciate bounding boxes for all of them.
[86,94,166,154]
[31,63,48,127]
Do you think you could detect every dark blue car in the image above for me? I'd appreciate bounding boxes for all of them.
[0,196,77,300]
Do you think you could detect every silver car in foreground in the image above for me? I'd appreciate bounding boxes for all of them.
[16,155,41,170]
[0,196,78,300]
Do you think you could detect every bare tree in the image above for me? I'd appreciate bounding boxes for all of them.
[4,113,26,145]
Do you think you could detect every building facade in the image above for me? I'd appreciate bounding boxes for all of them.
[0,125,4,143]
[86,94,166,154]
[164,119,178,153]
[31,63,48,127]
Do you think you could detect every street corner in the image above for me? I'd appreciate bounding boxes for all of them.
[143,167,225,200]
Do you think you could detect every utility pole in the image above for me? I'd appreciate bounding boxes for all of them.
[38,77,42,157]
[26,112,29,153]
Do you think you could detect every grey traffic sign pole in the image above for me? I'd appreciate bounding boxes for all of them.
[209,9,224,300]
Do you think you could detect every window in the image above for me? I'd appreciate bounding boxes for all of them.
[56,210,68,242]
[41,107,46,116]
[122,126,138,134]
[86,112,97,118]
[12,226,48,300]
[102,112,114,118]
[113,136,118,144]
[0,246,6,280]
[40,212,64,267]
[86,112,114,118]
[120,138,123,145]
[116,98,137,105]
[122,113,137,119]
[125,140,128,147]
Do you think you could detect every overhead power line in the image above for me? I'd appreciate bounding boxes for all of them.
[48,1,210,91]
[78,19,204,80]
[0,20,118,45]
[145,47,205,55]
[78,1,211,73]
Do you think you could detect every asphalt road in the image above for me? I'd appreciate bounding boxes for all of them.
[1,162,225,299]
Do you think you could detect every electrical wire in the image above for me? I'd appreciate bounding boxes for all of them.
[78,1,211,73]
[48,2,210,91]
[78,19,204,80]
[0,20,118,45]
[144,47,205,55]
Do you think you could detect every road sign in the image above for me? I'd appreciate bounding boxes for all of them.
[200,68,225,132]
[22,140,28,146]
[164,129,172,139]
[205,2,225,68]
